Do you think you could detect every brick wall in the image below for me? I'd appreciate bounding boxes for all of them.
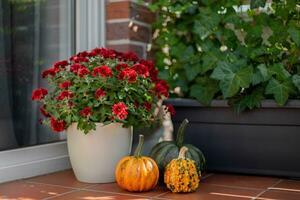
[106,0,155,59]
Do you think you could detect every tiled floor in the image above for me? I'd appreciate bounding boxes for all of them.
[1,170,300,200]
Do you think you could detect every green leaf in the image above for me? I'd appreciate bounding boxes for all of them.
[148,4,159,12]
[193,9,220,40]
[246,25,263,46]
[252,64,270,85]
[252,72,262,86]
[211,62,253,98]
[257,64,269,80]
[288,27,300,46]
[250,47,267,59]
[236,66,254,88]
[201,52,219,74]
[269,63,291,81]
[190,78,219,105]
[170,42,186,58]
[180,46,194,62]
[210,61,232,81]
[184,63,202,81]
[65,115,72,124]
[265,78,294,106]
[232,88,264,113]
[193,20,211,40]
[292,74,300,92]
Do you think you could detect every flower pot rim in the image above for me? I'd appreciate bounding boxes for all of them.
[70,122,125,126]
[67,123,132,133]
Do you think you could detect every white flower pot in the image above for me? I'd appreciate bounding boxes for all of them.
[67,123,132,183]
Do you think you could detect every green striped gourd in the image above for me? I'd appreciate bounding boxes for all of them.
[150,119,206,177]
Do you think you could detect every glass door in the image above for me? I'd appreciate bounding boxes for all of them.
[0,0,74,151]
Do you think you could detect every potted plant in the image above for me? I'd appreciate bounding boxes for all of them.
[147,0,300,177]
[32,48,172,183]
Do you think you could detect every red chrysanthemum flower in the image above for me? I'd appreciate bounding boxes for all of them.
[139,59,158,81]
[166,104,176,116]
[50,117,66,132]
[77,51,89,58]
[87,50,98,57]
[56,90,73,100]
[90,48,116,59]
[40,105,50,117]
[112,102,128,120]
[149,68,159,82]
[92,65,113,77]
[132,63,149,78]
[69,55,88,63]
[70,63,82,74]
[114,51,124,60]
[95,88,106,99]
[115,63,129,71]
[78,66,90,77]
[80,107,92,117]
[116,112,128,120]
[121,52,139,62]
[155,80,169,98]
[32,88,48,101]
[59,80,72,89]
[42,67,59,78]
[139,60,155,69]
[54,60,69,69]
[118,68,137,83]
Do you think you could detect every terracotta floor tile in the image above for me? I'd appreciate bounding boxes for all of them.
[50,190,152,200]
[88,183,168,197]
[203,173,280,189]
[2,171,298,200]
[158,183,263,200]
[269,180,300,193]
[25,170,93,189]
[0,181,73,200]
[257,190,300,200]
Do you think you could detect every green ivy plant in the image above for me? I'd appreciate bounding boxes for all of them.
[148,0,300,112]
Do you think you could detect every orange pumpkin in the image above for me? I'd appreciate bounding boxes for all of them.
[115,134,159,192]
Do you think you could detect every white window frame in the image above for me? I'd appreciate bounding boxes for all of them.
[0,0,106,183]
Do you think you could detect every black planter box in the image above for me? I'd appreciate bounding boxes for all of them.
[166,98,300,178]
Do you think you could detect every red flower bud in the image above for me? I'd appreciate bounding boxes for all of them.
[32,88,48,101]
[155,80,169,98]
[59,80,72,89]
[80,107,92,117]
[50,117,66,132]
[56,90,73,101]
[166,104,176,116]
[95,88,106,99]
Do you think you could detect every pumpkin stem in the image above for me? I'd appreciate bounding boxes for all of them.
[176,119,189,147]
[134,134,144,157]
[178,146,188,159]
